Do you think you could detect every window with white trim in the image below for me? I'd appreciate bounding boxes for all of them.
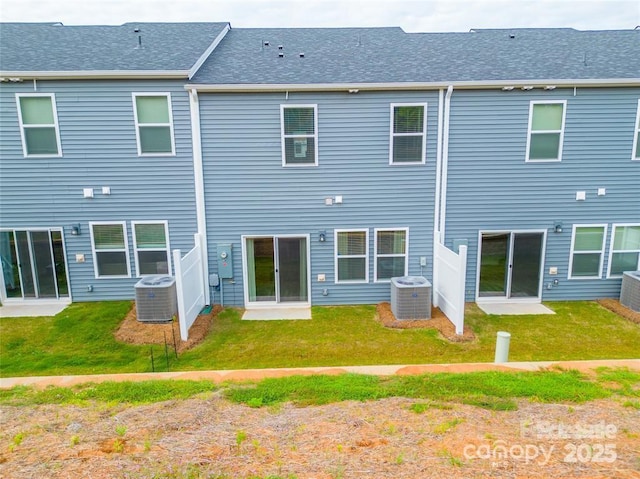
[90,222,131,278]
[608,224,640,277]
[526,101,566,162]
[16,93,62,157]
[390,104,426,164]
[132,221,171,276]
[375,228,409,281]
[280,105,317,166]
[632,100,640,160]
[133,93,175,155]
[568,225,607,279]
[335,229,368,283]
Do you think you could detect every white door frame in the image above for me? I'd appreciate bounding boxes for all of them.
[475,229,547,303]
[241,234,311,308]
[0,227,72,303]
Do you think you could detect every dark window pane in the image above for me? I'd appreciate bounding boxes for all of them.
[96,251,128,276]
[338,257,366,281]
[636,132,640,159]
[377,257,406,280]
[93,225,125,249]
[529,133,560,160]
[610,252,639,275]
[337,231,366,256]
[24,127,58,155]
[139,126,172,153]
[138,250,169,275]
[394,106,424,133]
[377,231,406,255]
[135,224,167,249]
[571,253,601,277]
[393,135,423,163]
[284,137,315,164]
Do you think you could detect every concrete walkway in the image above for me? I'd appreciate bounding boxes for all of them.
[1,359,638,389]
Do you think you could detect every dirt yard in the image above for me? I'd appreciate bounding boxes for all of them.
[1,394,639,478]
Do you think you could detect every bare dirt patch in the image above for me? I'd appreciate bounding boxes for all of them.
[597,298,640,325]
[376,302,476,342]
[1,396,638,478]
[114,305,222,353]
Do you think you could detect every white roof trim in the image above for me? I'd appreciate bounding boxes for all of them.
[0,70,189,80]
[188,23,231,80]
[186,78,640,92]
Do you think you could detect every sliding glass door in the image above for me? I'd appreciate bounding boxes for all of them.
[245,235,309,305]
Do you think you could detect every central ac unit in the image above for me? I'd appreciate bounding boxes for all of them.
[390,276,431,320]
[135,275,177,322]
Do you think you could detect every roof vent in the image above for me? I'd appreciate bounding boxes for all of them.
[299,52,305,58]
[278,52,284,58]
[278,45,283,50]
[509,33,515,39]
[263,40,270,46]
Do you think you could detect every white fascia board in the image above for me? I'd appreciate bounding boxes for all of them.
[0,70,189,80]
[188,23,231,80]
[186,78,640,92]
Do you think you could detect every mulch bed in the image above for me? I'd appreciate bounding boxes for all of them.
[376,302,475,342]
[597,298,640,325]
[114,304,222,353]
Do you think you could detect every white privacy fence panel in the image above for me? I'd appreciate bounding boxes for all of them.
[174,233,206,341]
[433,243,467,335]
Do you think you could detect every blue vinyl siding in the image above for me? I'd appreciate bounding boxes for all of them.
[0,80,198,301]
[444,87,640,301]
[200,91,438,306]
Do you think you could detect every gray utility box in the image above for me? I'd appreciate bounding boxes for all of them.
[135,275,177,322]
[390,276,432,320]
[620,271,640,312]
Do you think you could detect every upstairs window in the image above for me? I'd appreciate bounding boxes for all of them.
[16,94,62,157]
[569,225,606,279]
[633,100,640,160]
[526,101,566,162]
[608,225,640,277]
[375,228,409,281]
[90,222,131,278]
[133,93,175,155]
[281,105,318,166]
[132,221,171,276]
[390,104,426,164]
[335,229,369,283]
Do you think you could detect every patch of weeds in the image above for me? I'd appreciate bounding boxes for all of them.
[115,424,127,437]
[8,432,24,452]
[439,448,464,467]
[409,402,453,413]
[70,435,80,446]
[235,430,247,454]
[433,418,463,435]
[382,421,398,435]
[596,367,640,397]
[623,400,640,409]
[144,439,152,452]
[112,438,124,453]
[395,452,405,465]
[463,396,517,411]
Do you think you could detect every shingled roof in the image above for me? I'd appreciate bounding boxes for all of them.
[0,22,229,75]
[189,27,640,85]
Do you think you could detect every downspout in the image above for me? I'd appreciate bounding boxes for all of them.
[433,88,444,306]
[439,85,454,243]
[189,89,211,305]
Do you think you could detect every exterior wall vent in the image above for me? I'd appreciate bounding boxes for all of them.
[390,276,432,320]
[135,275,177,322]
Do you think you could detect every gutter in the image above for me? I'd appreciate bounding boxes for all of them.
[185,78,640,93]
[0,71,190,80]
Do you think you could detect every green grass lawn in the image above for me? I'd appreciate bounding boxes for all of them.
[1,300,639,377]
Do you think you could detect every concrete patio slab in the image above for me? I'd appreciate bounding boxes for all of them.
[0,301,70,318]
[242,307,311,320]
[478,302,555,315]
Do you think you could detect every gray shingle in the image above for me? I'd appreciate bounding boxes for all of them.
[190,27,640,84]
[0,22,229,72]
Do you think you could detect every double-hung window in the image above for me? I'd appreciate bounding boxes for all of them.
[375,228,409,281]
[90,222,131,278]
[632,100,640,160]
[335,229,368,283]
[390,104,427,164]
[526,101,566,162]
[568,225,607,279]
[281,105,318,166]
[608,224,640,277]
[16,93,62,157]
[132,221,171,276]
[133,93,175,155]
